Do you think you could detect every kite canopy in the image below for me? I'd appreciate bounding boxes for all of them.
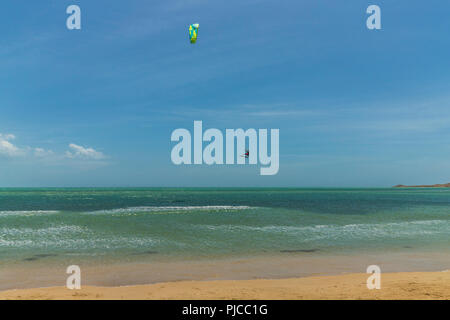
[189,24,199,44]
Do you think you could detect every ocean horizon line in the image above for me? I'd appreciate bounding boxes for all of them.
[0,186,398,189]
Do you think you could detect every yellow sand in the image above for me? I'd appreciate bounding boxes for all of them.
[0,272,448,300]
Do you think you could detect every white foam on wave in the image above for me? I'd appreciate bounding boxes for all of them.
[0,225,87,237]
[84,205,254,215]
[200,219,450,241]
[0,222,172,250]
[0,210,59,217]
[0,234,162,249]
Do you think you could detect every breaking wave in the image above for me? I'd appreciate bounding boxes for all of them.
[84,206,254,215]
[0,210,59,217]
[200,219,450,241]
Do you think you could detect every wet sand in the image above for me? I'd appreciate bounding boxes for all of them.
[1,250,449,300]
[1,271,449,300]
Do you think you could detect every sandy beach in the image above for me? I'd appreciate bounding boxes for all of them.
[1,271,449,300]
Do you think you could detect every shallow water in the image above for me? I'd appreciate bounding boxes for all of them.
[0,188,449,265]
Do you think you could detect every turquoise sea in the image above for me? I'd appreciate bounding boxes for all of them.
[0,188,449,266]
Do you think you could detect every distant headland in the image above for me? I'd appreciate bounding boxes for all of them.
[393,183,450,188]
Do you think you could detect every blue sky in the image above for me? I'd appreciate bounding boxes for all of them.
[1,0,450,187]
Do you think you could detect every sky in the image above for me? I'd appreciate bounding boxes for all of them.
[1,0,450,187]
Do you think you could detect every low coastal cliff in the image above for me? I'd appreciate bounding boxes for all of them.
[394,183,450,188]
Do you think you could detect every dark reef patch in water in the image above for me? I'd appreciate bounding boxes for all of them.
[280,249,319,253]
[132,250,159,255]
[24,257,38,261]
[23,253,58,261]
[35,254,57,258]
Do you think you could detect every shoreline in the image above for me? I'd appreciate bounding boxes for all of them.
[1,250,449,298]
[1,271,449,300]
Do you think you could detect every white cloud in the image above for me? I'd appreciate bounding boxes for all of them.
[0,133,16,140]
[0,133,23,157]
[0,133,107,162]
[65,143,105,160]
[34,147,54,158]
